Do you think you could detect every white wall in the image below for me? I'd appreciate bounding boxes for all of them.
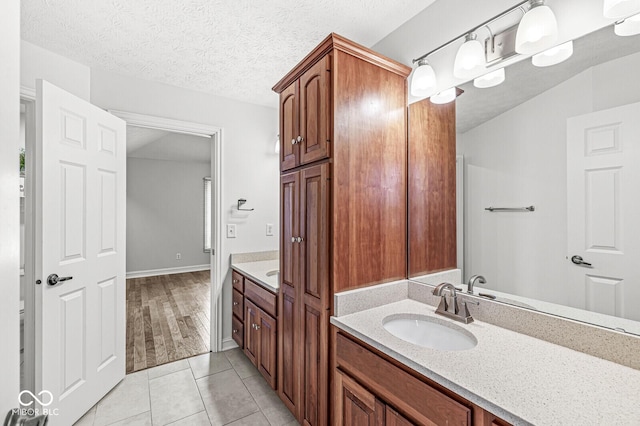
[90,68,279,345]
[127,157,211,273]
[21,40,90,100]
[0,0,21,413]
[458,52,640,306]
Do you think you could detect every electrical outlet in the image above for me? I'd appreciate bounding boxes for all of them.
[227,224,237,238]
[176,253,181,260]
[266,223,273,236]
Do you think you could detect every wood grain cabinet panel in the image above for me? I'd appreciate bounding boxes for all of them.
[258,311,277,388]
[280,82,298,171]
[408,98,457,276]
[278,283,299,413]
[231,314,243,348]
[335,370,384,426]
[232,289,244,319]
[299,55,331,166]
[232,270,244,292]
[245,279,277,318]
[244,299,259,365]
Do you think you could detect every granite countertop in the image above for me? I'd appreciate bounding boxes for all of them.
[231,259,279,293]
[331,298,640,426]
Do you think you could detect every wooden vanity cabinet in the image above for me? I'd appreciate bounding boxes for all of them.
[334,331,511,426]
[274,33,410,425]
[230,268,278,389]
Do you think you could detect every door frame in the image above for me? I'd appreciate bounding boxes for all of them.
[108,110,224,352]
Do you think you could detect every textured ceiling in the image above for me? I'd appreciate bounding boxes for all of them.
[21,0,434,107]
[457,25,640,133]
[127,126,211,163]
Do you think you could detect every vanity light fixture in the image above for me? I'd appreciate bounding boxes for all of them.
[614,12,640,35]
[410,58,437,97]
[532,40,574,67]
[430,88,457,105]
[473,68,506,88]
[603,0,640,19]
[453,33,486,79]
[515,0,558,54]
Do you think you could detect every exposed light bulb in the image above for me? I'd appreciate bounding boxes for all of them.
[532,40,573,67]
[453,33,486,79]
[603,0,640,19]
[515,0,558,54]
[474,68,506,88]
[410,59,437,97]
[430,88,457,105]
[615,12,640,36]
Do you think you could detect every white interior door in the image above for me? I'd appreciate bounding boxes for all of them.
[567,101,640,321]
[35,80,126,425]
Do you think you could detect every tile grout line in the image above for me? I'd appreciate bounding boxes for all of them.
[190,357,213,426]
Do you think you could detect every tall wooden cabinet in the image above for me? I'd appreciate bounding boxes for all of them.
[273,33,411,425]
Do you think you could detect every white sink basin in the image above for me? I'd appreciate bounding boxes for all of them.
[383,314,477,351]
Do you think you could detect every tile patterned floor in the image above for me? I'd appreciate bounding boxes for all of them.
[74,349,298,426]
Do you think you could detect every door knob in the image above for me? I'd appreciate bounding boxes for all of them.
[571,255,592,267]
[47,274,73,286]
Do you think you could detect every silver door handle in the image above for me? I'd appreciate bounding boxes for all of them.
[296,237,304,243]
[47,274,73,286]
[571,255,592,267]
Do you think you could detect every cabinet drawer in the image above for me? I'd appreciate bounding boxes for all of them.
[232,315,244,348]
[232,270,244,292]
[336,333,471,426]
[232,289,244,319]
[244,279,277,317]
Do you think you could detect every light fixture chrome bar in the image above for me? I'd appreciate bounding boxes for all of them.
[485,205,535,212]
[412,0,531,64]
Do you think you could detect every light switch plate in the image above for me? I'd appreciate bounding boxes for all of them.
[227,224,237,238]
[266,223,273,236]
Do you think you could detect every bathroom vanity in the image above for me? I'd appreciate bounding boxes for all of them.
[331,281,640,425]
[231,258,279,389]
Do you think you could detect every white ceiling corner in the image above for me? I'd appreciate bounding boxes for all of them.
[21,0,435,108]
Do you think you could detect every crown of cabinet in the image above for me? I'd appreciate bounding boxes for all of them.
[272,33,411,93]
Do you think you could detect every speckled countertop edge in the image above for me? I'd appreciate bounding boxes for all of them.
[231,259,279,293]
[331,299,640,426]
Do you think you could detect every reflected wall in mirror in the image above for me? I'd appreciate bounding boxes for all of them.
[410,24,640,336]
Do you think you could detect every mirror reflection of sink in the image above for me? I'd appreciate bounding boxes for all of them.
[383,314,477,351]
[266,269,279,277]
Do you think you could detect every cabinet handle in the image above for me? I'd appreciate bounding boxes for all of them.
[255,324,261,331]
[296,236,304,243]
[291,237,296,243]
[296,135,304,144]
[233,301,239,306]
[291,138,297,145]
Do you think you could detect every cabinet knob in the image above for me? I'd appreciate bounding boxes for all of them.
[291,237,296,243]
[255,324,261,331]
[291,138,297,145]
[233,329,238,334]
[233,279,239,284]
[296,236,304,243]
[296,135,304,144]
[233,301,239,306]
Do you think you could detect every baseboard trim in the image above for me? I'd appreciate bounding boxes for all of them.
[126,264,210,279]
[222,337,239,351]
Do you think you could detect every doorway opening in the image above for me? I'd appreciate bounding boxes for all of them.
[125,126,212,372]
[110,110,224,373]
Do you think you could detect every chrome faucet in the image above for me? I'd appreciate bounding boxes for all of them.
[467,275,486,295]
[432,282,476,324]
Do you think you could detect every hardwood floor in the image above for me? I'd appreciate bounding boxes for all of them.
[126,271,210,373]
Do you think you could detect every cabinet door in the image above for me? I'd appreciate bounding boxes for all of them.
[281,171,300,290]
[280,81,298,171]
[386,406,414,426]
[258,312,277,388]
[336,371,384,426]
[244,299,259,366]
[278,282,300,416]
[302,302,328,426]
[299,55,331,166]
[300,163,329,305]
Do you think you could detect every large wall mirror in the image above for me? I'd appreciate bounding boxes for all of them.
[410,22,640,336]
